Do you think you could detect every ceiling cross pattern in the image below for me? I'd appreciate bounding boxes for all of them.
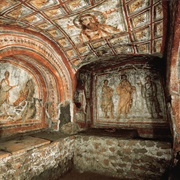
[0,0,165,68]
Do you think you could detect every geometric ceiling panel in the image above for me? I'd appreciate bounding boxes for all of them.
[47,28,63,38]
[43,7,66,18]
[133,26,150,42]
[154,3,163,20]
[130,10,150,29]
[65,0,91,12]
[154,21,163,38]
[37,21,53,30]
[153,38,162,53]
[127,0,150,15]
[115,45,134,54]
[24,14,44,25]
[0,0,20,13]
[0,0,166,69]
[136,43,150,54]
[6,5,34,19]
[29,0,59,10]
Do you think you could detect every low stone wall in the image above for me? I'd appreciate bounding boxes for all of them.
[0,134,173,180]
[74,135,172,179]
[0,137,75,180]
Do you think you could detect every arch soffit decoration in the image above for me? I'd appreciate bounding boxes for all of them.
[0,27,75,101]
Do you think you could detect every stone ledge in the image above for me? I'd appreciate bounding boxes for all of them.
[0,151,10,159]
[0,136,51,155]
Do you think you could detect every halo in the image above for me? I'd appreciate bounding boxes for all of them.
[73,10,107,29]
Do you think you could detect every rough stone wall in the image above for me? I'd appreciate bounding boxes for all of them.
[74,135,172,179]
[0,137,75,180]
[0,135,172,180]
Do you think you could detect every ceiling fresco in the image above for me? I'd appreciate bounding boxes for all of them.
[0,0,165,68]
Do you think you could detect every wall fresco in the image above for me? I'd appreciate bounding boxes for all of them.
[93,68,167,125]
[0,63,42,124]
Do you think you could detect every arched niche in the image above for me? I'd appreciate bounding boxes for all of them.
[0,28,75,137]
[0,26,75,101]
[0,59,48,136]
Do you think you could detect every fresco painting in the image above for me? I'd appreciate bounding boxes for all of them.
[30,0,59,10]
[127,0,149,14]
[78,13,121,42]
[66,0,90,12]
[94,69,167,124]
[116,74,136,119]
[0,0,165,68]
[0,63,41,124]
[101,79,114,119]
[136,43,149,53]
[43,8,65,18]
[0,0,19,13]
[57,0,125,45]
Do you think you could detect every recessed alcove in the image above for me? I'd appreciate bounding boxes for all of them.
[74,57,171,140]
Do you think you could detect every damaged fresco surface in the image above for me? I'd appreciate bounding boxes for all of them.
[0,63,42,126]
[93,68,167,125]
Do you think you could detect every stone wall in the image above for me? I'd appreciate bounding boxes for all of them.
[0,135,172,180]
[74,135,172,179]
[0,137,74,180]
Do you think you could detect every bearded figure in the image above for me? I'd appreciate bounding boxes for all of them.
[78,13,121,42]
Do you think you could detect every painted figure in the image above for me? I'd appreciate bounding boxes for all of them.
[0,71,16,106]
[101,80,114,118]
[78,13,121,42]
[116,74,135,119]
[140,75,162,118]
[15,79,36,120]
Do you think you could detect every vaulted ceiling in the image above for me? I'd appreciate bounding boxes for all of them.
[0,0,166,69]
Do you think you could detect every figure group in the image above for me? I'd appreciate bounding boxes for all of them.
[100,74,162,120]
[101,74,135,119]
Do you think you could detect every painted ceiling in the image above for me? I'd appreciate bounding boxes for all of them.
[0,0,165,68]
